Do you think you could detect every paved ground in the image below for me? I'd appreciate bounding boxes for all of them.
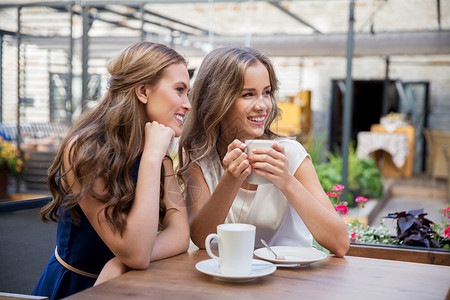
[369,175,449,234]
[371,195,449,234]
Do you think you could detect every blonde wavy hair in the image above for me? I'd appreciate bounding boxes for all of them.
[41,41,186,233]
[178,46,280,178]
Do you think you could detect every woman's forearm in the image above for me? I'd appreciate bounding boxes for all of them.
[189,172,241,248]
[281,178,349,257]
[150,224,190,262]
[95,257,130,286]
[108,154,163,268]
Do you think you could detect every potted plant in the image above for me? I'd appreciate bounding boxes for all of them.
[315,144,383,206]
[345,206,450,265]
[384,207,450,249]
[0,136,27,200]
[328,185,450,265]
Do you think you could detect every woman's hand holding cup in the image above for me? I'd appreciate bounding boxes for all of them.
[222,139,251,180]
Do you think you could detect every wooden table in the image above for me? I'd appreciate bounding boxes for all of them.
[65,248,450,300]
[370,124,415,178]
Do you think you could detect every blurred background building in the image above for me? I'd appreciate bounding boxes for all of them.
[0,0,449,190]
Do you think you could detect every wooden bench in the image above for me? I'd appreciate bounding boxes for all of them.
[0,292,48,300]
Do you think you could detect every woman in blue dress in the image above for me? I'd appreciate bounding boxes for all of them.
[33,41,191,300]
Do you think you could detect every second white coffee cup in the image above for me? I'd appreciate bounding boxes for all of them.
[205,223,256,276]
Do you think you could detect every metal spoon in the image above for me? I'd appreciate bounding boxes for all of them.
[260,239,285,260]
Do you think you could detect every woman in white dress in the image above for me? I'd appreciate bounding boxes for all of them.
[178,47,349,257]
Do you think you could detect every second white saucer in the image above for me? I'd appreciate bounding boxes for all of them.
[254,246,328,266]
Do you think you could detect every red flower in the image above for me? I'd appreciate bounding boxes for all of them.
[350,232,362,242]
[332,184,344,192]
[335,204,348,215]
[326,192,339,198]
[444,226,450,238]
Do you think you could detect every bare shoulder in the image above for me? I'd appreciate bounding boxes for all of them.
[162,156,175,174]
[185,161,206,181]
[184,161,209,200]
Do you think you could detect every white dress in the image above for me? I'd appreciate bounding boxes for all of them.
[197,138,313,248]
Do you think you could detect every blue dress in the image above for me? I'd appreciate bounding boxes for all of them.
[33,156,141,300]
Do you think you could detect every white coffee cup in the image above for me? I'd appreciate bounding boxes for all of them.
[205,223,256,276]
[245,139,276,185]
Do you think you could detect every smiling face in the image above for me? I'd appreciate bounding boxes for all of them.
[220,61,273,142]
[142,62,191,137]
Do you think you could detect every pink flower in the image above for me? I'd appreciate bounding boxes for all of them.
[443,207,450,218]
[326,192,339,198]
[335,204,348,215]
[355,196,368,203]
[444,226,450,238]
[355,196,369,208]
[332,185,344,192]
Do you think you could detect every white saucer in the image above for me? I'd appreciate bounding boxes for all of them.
[195,259,276,282]
[254,246,328,266]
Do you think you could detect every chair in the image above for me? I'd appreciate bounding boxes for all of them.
[0,292,48,300]
[22,150,57,191]
[271,90,312,137]
[443,146,450,199]
[0,198,56,295]
[423,129,450,180]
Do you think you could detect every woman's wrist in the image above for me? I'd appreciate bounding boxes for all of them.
[141,150,166,165]
[278,174,301,197]
[222,170,245,187]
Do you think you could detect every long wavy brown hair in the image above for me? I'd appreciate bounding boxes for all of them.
[178,46,280,179]
[41,41,186,233]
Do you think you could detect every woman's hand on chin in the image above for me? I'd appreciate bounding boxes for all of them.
[143,121,175,161]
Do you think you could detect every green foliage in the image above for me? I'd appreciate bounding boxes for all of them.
[305,132,326,166]
[347,219,397,245]
[314,143,383,206]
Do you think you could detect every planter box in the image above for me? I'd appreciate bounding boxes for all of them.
[341,199,381,226]
[347,243,450,266]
